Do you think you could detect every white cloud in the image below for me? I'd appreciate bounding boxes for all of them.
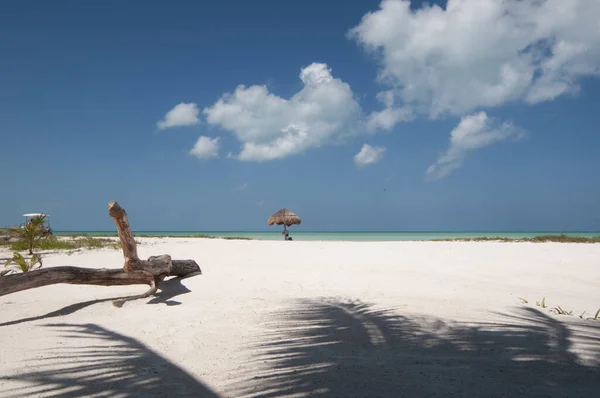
[354,144,386,168]
[203,63,362,161]
[426,112,523,180]
[350,0,600,121]
[366,90,413,131]
[157,103,200,129]
[190,136,220,160]
[367,106,413,131]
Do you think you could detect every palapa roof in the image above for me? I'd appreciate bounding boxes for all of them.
[267,208,301,227]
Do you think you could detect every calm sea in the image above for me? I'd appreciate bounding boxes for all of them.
[54,231,600,241]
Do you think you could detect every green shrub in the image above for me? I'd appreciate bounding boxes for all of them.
[4,252,42,274]
[8,236,125,252]
[436,234,600,243]
[1,214,51,254]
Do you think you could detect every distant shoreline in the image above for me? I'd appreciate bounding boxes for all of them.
[53,230,600,234]
[50,231,600,243]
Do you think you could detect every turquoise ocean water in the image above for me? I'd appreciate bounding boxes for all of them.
[55,231,600,241]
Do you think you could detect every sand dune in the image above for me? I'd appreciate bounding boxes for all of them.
[1,238,599,397]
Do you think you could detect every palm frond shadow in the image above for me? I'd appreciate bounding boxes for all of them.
[0,323,220,398]
[230,298,600,397]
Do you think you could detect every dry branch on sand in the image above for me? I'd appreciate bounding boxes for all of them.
[0,201,201,306]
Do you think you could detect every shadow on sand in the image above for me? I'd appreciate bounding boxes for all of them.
[0,277,195,327]
[147,277,192,306]
[0,297,119,327]
[229,298,600,397]
[0,323,220,397]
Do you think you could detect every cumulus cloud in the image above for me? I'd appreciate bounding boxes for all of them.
[366,106,413,131]
[354,144,386,168]
[190,136,220,160]
[426,112,523,180]
[350,0,600,120]
[366,90,414,131]
[157,103,200,129]
[203,63,362,161]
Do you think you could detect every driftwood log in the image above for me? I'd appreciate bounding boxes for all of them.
[0,201,201,306]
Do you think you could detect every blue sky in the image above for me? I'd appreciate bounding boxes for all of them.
[1,0,599,232]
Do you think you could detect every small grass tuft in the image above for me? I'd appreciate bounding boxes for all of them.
[521,296,598,322]
[550,306,573,316]
[536,297,547,308]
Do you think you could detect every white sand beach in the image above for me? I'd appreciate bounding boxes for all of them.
[1,238,600,397]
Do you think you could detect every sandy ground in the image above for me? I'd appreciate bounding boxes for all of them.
[1,238,599,397]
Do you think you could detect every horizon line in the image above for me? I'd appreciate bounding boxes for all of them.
[54,230,600,233]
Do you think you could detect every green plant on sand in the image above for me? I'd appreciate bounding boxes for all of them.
[6,236,125,252]
[1,214,50,255]
[435,234,600,243]
[3,252,42,275]
[550,306,573,316]
[520,296,598,321]
[536,297,547,308]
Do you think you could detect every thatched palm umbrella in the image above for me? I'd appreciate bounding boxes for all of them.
[268,208,301,238]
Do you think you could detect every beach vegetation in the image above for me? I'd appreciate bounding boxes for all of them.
[3,252,42,275]
[1,214,50,254]
[536,297,547,308]
[3,236,126,252]
[550,306,573,316]
[529,234,600,243]
[133,234,253,240]
[520,297,599,321]
[436,234,600,243]
[57,233,253,240]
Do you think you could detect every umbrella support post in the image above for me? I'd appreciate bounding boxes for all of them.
[267,208,301,239]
